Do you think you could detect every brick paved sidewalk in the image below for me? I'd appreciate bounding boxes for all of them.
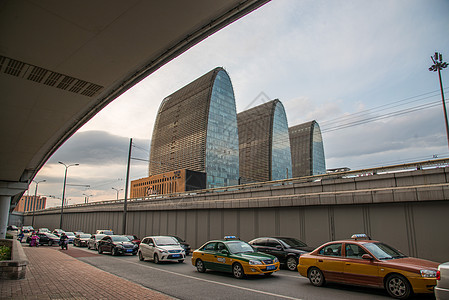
[0,246,173,299]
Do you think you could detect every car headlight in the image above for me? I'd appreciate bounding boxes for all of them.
[159,249,168,254]
[249,260,262,265]
[273,257,279,263]
[133,244,138,248]
[420,270,437,278]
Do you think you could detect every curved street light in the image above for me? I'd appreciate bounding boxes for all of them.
[59,161,79,229]
[429,52,448,149]
[31,179,46,228]
[112,187,123,200]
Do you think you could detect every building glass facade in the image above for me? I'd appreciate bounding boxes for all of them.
[289,120,326,177]
[205,70,239,187]
[271,102,292,180]
[149,67,239,189]
[238,99,292,183]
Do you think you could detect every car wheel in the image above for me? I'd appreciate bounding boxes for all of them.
[112,247,119,256]
[138,251,144,261]
[287,256,298,271]
[178,260,184,263]
[308,267,325,287]
[232,263,245,279]
[154,253,160,264]
[48,241,53,246]
[87,244,91,249]
[98,246,103,254]
[196,259,206,273]
[385,274,412,299]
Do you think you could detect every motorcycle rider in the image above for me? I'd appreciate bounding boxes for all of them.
[59,232,69,250]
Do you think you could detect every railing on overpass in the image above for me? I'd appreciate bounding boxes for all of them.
[36,157,449,211]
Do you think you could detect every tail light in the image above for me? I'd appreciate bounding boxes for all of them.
[437,270,441,281]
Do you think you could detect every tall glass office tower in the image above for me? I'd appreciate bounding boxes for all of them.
[237,99,292,183]
[289,120,326,177]
[149,67,239,188]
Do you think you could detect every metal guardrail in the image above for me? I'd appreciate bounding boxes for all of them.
[35,158,449,212]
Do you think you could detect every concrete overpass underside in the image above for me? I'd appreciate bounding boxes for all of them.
[27,165,449,262]
[0,0,270,237]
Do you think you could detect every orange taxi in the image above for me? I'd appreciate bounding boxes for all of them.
[297,234,439,299]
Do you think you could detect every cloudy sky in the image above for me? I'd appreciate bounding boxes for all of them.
[31,0,449,207]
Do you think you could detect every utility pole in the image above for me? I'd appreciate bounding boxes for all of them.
[429,52,448,149]
[123,138,132,234]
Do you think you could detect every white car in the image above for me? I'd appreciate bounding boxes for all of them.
[436,262,449,300]
[138,236,185,264]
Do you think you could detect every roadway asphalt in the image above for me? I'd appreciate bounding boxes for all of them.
[0,244,173,299]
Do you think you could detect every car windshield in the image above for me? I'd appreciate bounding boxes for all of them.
[154,237,178,246]
[46,233,58,238]
[226,241,255,254]
[171,236,184,242]
[363,242,407,260]
[111,235,130,242]
[79,234,91,238]
[95,234,105,240]
[65,232,75,237]
[278,237,307,248]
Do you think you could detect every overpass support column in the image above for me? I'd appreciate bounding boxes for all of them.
[0,181,28,238]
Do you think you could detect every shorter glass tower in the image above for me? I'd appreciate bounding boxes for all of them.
[237,99,292,183]
[289,120,326,177]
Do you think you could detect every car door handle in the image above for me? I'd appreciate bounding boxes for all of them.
[346,263,351,266]
[318,260,323,262]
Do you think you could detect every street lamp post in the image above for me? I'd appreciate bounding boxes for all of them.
[31,179,46,228]
[429,52,448,149]
[83,193,93,204]
[59,161,79,229]
[112,187,123,200]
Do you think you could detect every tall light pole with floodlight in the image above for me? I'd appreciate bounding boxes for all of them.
[112,187,123,200]
[429,52,448,149]
[59,161,79,229]
[31,179,46,227]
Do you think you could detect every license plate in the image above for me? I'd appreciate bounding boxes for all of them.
[126,249,133,253]
[172,254,181,258]
[266,265,275,271]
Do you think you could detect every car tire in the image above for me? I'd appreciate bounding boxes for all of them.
[112,247,119,256]
[196,259,206,273]
[87,244,91,250]
[48,241,53,246]
[232,263,245,279]
[385,274,412,299]
[98,247,103,254]
[308,267,325,287]
[132,251,137,256]
[138,251,144,261]
[154,253,160,264]
[178,260,184,263]
[287,256,298,271]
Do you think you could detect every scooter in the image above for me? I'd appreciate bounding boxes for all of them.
[60,240,68,250]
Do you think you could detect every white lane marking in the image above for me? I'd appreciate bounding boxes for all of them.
[276,273,308,280]
[128,260,303,300]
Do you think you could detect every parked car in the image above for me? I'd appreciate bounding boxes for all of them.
[7,225,18,231]
[64,232,76,243]
[170,236,191,256]
[96,229,114,235]
[73,233,91,247]
[53,229,65,236]
[436,262,449,300]
[87,234,106,250]
[139,236,185,263]
[22,225,34,233]
[125,235,141,245]
[249,237,313,271]
[74,231,84,236]
[38,228,51,233]
[297,234,439,299]
[191,236,280,279]
[26,232,60,246]
[98,235,138,256]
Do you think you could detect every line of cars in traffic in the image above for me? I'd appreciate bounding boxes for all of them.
[10,226,448,299]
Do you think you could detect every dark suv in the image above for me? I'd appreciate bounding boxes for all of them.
[249,237,313,271]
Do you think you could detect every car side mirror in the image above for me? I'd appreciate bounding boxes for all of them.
[276,245,282,250]
[221,249,229,255]
[149,243,154,247]
[362,254,373,260]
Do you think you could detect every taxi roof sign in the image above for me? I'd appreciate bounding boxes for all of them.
[224,235,239,240]
[351,234,371,240]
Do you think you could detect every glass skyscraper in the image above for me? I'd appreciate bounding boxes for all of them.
[237,99,292,183]
[289,120,326,177]
[149,67,239,189]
